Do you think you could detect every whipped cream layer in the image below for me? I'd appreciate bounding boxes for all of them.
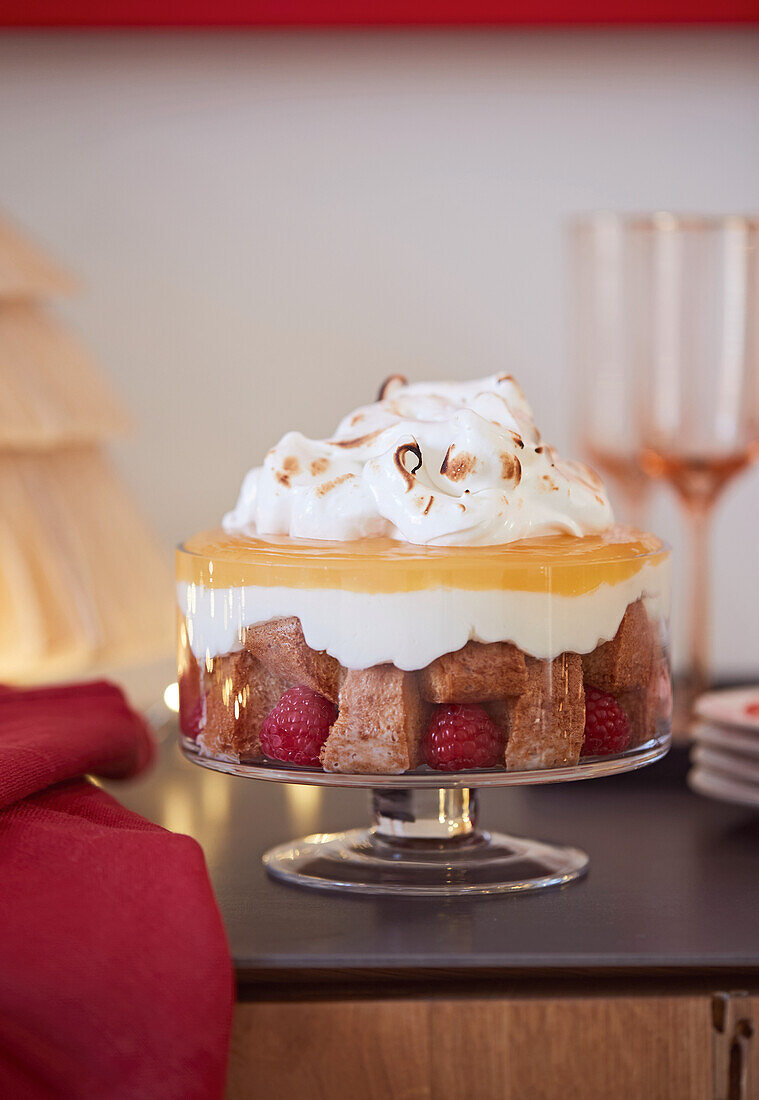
[223,375,614,546]
[178,556,670,671]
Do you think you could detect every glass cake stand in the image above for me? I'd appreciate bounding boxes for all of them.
[180,735,669,897]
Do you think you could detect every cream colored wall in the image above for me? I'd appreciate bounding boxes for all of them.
[0,30,758,674]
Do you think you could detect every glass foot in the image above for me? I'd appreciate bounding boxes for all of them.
[263,787,588,897]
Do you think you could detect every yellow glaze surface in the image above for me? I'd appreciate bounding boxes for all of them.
[177,526,668,596]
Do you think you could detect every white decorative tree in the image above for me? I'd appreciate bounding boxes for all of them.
[0,213,173,684]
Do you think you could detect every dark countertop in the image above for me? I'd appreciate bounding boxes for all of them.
[107,723,759,991]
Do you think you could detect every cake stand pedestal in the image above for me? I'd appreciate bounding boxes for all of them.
[265,786,587,896]
[181,738,668,897]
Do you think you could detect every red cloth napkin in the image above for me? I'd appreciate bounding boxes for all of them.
[0,681,234,1099]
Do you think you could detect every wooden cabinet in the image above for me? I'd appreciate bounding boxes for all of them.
[228,992,757,1099]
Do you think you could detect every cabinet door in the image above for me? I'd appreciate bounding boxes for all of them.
[229,999,430,1099]
[431,996,712,1100]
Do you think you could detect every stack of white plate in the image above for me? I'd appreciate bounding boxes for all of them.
[688,687,759,809]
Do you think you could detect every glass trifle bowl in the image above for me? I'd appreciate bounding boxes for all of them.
[177,376,671,895]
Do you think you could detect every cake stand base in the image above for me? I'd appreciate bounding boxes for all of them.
[183,736,669,896]
[263,787,588,896]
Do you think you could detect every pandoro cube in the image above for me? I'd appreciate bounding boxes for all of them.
[581,599,654,694]
[244,616,341,703]
[618,688,654,747]
[199,650,286,762]
[619,639,672,747]
[504,653,585,771]
[419,640,527,703]
[321,665,427,774]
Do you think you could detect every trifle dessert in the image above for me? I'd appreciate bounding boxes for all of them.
[177,375,671,776]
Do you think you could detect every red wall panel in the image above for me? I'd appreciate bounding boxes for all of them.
[1,0,758,27]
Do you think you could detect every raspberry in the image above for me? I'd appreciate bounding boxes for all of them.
[581,687,631,757]
[423,704,503,771]
[260,686,337,768]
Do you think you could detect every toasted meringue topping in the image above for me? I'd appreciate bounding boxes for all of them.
[223,374,614,545]
[377,374,408,401]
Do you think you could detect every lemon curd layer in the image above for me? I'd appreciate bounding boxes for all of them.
[178,526,666,597]
[177,527,670,671]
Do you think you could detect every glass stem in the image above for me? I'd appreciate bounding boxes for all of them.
[372,788,479,841]
[683,502,712,724]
